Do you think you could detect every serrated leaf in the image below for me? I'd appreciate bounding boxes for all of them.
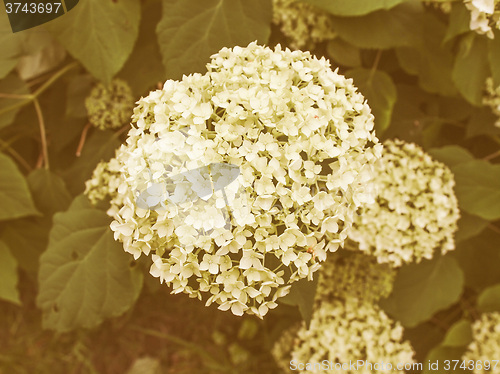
[329,2,424,50]
[423,346,469,374]
[37,195,143,332]
[489,30,500,86]
[0,73,30,130]
[477,284,500,313]
[46,0,141,84]
[452,160,500,220]
[27,169,72,216]
[452,230,500,291]
[1,216,51,276]
[280,275,318,326]
[396,13,457,96]
[326,39,361,68]
[380,256,464,328]
[0,153,39,221]
[452,35,490,105]
[346,68,397,134]
[442,319,473,347]
[0,240,21,305]
[156,0,272,80]
[300,0,406,16]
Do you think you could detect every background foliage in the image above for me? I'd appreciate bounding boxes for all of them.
[0,0,499,373]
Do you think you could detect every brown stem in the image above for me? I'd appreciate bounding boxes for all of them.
[483,149,500,161]
[76,122,92,157]
[0,138,32,172]
[33,99,49,169]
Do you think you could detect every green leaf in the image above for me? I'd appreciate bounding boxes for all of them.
[427,145,475,167]
[380,256,464,327]
[453,230,500,291]
[118,0,166,97]
[442,319,473,347]
[454,211,489,243]
[326,39,361,68]
[452,160,500,220]
[489,30,500,86]
[0,12,21,79]
[65,74,93,119]
[300,0,406,16]
[452,35,490,105]
[477,284,500,313]
[27,169,72,216]
[0,240,21,305]
[63,129,121,195]
[444,2,471,42]
[0,153,39,221]
[46,0,141,83]
[280,275,318,326]
[329,2,424,49]
[0,73,30,130]
[396,13,457,96]
[156,0,272,80]
[423,346,469,374]
[346,68,397,134]
[466,107,500,138]
[1,216,51,276]
[37,195,143,332]
[16,36,66,81]
[404,322,445,363]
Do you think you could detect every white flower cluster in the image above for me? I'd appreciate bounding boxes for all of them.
[272,0,336,49]
[84,158,122,205]
[348,139,460,267]
[101,42,380,318]
[315,251,396,304]
[464,0,500,39]
[463,312,500,374]
[272,299,415,374]
[484,77,500,128]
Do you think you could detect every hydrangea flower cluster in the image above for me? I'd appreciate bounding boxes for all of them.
[464,0,500,39]
[348,139,460,267]
[85,78,135,130]
[272,0,336,49]
[272,299,415,374]
[315,251,396,304]
[463,312,500,374]
[98,42,381,318]
[84,158,122,205]
[484,77,500,127]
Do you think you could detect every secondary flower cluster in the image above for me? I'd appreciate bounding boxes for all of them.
[85,78,135,130]
[484,77,500,128]
[347,139,460,267]
[272,0,336,49]
[85,159,122,205]
[463,312,500,374]
[315,250,396,304]
[272,299,415,374]
[464,0,500,38]
[95,42,380,318]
